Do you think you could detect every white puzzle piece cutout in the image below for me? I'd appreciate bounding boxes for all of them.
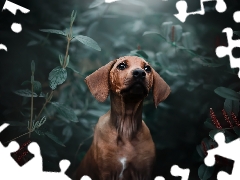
[154,165,190,180]
[174,0,227,22]
[171,165,190,180]
[2,0,30,33]
[2,0,30,15]
[1,0,30,50]
[154,176,165,180]
[205,132,240,180]
[0,124,90,180]
[233,11,240,23]
[215,27,240,78]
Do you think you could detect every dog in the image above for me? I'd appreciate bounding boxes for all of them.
[74,56,170,180]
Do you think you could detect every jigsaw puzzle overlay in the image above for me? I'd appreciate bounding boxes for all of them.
[1,0,240,179]
[174,0,227,23]
[205,132,240,180]
[0,0,30,51]
[0,123,90,180]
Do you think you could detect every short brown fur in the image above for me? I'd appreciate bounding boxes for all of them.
[74,56,170,180]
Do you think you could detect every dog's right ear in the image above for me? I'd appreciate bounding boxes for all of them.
[85,60,116,102]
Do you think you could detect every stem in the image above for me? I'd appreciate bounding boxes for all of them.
[4,131,32,144]
[63,21,73,68]
[73,134,93,166]
[63,39,71,68]
[29,72,34,138]
[35,90,54,122]
[98,3,110,22]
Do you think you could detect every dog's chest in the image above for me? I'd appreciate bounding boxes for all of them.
[114,139,154,173]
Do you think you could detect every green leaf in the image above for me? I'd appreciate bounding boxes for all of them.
[66,55,70,67]
[27,40,39,47]
[142,31,167,41]
[59,55,64,66]
[224,99,239,117]
[209,129,225,140]
[87,109,105,117]
[35,129,45,136]
[31,60,35,72]
[204,118,217,129]
[14,89,45,97]
[234,31,240,37]
[156,52,169,69]
[3,121,26,126]
[45,131,65,147]
[192,57,224,67]
[62,125,73,143]
[33,81,42,95]
[214,87,240,101]
[161,21,172,41]
[21,81,31,86]
[128,50,148,60]
[196,145,205,158]
[89,0,105,8]
[182,32,193,49]
[70,10,77,24]
[51,102,78,122]
[48,66,67,90]
[165,69,186,76]
[203,84,217,91]
[169,25,182,42]
[198,164,215,180]
[233,126,240,137]
[39,29,66,36]
[66,65,80,74]
[127,0,146,6]
[31,75,34,83]
[74,35,101,51]
[224,130,237,142]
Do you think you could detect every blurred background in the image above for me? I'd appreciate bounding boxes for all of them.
[0,0,240,179]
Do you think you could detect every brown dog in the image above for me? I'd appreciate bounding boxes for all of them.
[74,56,170,180]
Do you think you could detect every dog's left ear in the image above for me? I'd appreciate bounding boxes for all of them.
[85,60,116,102]
[152,69,171,108]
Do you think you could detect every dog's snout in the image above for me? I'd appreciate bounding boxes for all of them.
[132,68,146,79]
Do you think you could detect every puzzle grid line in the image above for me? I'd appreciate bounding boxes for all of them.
[1,0,240,179]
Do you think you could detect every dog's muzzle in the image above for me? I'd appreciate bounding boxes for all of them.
[121,68,148,95]
[132,68,146,80]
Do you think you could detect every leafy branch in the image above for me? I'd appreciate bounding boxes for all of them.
[196,87,240,179]
[5,10,101,146]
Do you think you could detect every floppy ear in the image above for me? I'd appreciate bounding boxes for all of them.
[85,60,116,102]
[152,69,171,108]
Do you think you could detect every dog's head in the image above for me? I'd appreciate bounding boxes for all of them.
[85,56,170,107]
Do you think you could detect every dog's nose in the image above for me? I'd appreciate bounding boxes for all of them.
[132,68,146,79]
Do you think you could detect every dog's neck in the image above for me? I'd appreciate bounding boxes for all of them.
[109,91,144,139]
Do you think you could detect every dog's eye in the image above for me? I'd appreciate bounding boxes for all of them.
[117,62,127,70]
[144,65,151,73]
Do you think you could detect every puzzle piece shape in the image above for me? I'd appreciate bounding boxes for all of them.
[233,11,240,23]
[174,0,227,22]
[0,44,7,51]
[154,176,165,180]
[205,132,240,180]
[1,0,30,51]
[0,123,92,180]
[171,165,190,180]
[153,165,189,180]
[2,0,30,15]
[215,28,240,78]
[2,0,30,33]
